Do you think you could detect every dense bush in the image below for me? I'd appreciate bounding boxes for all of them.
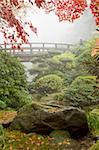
[63,38,98,87]
[51,52,76,71]
[34,74,64,94]
[77,50,99,78]
[64,76,99,107]
[0,52,31,109]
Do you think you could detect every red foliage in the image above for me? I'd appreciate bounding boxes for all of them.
[35,0,45,8]
[43,0,87,22]
[90,0,99,25]
[0,0,98,45]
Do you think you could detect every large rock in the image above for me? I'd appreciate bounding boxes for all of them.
[10,102,89,138]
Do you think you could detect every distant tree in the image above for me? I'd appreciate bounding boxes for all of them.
[0,0,98,44]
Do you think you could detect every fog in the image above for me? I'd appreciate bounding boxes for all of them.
[28,8,96,44]
[0,4,96,44]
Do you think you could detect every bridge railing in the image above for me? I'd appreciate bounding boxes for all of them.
[0,42,74,54]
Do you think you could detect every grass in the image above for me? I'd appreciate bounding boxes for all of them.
[3,130,92,150]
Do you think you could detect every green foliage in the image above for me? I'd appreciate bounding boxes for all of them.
[0,100,6,109]
[0,125,5,148]
[0,52,31,109]
[72,38,96,56]
[54,92,65,101]
[34,74,64,94]
[64,76,99,107]
[87,109,99,131]
[76,39,99,77]
[52,52,75,63]
[89,141,99,150]
[51,52,76,71]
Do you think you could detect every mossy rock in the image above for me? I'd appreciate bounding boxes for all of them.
[50,130,81,149]
[50,130,70,143]
[10,102,89,138]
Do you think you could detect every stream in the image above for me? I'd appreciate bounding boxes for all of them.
[22,62,37,82]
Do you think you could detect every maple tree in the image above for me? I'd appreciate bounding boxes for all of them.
[0,0,98,45]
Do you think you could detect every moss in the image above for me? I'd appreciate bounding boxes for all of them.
[50,130,70,143]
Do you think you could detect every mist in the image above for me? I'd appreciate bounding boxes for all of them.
[27,7,96,44]
[0,5,96,44]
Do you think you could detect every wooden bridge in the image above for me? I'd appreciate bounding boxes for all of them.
[0,42,74,62]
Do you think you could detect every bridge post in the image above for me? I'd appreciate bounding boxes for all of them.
[42,43,44,51]
[30,43,32,54]
[55,43,57,49]
[67,44,70,50]
[4,43,7,52]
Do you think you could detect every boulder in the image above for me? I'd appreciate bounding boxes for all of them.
[10,102,89,138]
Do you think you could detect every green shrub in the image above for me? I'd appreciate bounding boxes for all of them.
[64,76,99,107]
[76,38,99,77]
[0,52,31,109]
[34,74,64,94]
[54,92,65,101]
[52,52,75,63]
[89,141,99,150]
[87,109,99,131]
[51,52,76,71]
[0,100,6,109]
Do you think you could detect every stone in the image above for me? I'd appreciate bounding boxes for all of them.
[49,130,70,142]
[10,102,89,138]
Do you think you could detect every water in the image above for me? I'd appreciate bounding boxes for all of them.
[22,62,37,82]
